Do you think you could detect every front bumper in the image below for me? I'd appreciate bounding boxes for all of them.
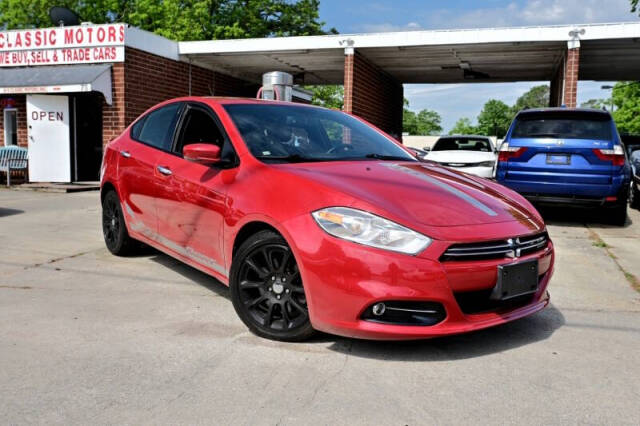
[443,165,494,178]
[284,215,554,340]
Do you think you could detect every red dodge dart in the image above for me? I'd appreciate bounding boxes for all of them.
[100,97,554,341]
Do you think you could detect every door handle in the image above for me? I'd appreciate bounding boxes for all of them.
[157,166,172,176]
[120,150,131,158]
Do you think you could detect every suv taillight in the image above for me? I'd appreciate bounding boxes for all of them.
[498,142,527,162]
[593,145,625,166]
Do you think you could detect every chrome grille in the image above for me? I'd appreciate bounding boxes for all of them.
[441,232,548,261]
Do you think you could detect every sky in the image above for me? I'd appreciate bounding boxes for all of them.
[317,0,637,132]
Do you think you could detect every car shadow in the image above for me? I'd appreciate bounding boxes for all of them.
[149,251,230,299]
[538,205,633,228]
[0,207,24,218]
[146,250,564,360]
[324,304,565,361]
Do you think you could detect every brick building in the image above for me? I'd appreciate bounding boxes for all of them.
[2,22,640,182]
[0,24,298,182]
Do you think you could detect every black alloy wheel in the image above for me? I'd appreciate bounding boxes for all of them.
[101,190,137,255]
[230,230,314,341]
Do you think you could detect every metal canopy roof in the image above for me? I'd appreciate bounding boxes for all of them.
[177,22,640,85]
[0,64,113,104]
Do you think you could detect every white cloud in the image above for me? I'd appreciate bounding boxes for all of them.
[426,0,634,29]
[356,22,423,33]
[354,0,634,33]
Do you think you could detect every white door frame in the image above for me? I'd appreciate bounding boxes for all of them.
[3,108,17,146]
[26,95,71,182]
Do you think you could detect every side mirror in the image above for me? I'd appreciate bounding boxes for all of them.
[423,147,431,152]
[183,143,221,165]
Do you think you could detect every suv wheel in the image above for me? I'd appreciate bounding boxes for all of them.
[609,200,628,226]
[630,181,640,209]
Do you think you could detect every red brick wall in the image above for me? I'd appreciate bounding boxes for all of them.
[102,63,126,146]
[563,48,580,108]
[0,96,28,148]
[343,51,404,141]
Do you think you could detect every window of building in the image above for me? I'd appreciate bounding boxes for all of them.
[3,109,18,146]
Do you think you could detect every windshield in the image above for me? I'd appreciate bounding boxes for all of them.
[223,104,416,163]
[512,112,612,140]
[432,137,493,152]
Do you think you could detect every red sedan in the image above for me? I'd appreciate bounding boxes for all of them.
[100,97,554,341]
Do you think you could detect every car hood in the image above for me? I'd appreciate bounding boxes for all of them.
[425,150,496,163]
[278,161,542,229]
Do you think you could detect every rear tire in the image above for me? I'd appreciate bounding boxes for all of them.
[102,190,138,256]
[630,181,640,209]
[230,230,315,342]
[608,201,628,226]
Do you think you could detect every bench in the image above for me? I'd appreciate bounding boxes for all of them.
[0,146,28,187]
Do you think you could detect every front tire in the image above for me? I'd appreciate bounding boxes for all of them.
[102,190,138,256]
[230,230,315,341]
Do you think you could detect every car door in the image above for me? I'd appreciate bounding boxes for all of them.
[118,102,183,239]
[153,102,235,278]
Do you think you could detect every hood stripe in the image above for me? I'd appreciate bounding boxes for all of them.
[383,163,498,217]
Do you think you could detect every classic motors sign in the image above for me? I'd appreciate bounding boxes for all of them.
[0,23,125,67]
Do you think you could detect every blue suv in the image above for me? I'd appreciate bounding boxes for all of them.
[496,108,630,225]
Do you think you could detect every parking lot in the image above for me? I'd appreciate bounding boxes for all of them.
[1,189,639,425]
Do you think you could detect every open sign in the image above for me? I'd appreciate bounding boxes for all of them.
[31,110,64,121]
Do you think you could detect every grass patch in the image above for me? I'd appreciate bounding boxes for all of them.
[592,239,609,248]
[586,226,639,294]
[624,272,640,292]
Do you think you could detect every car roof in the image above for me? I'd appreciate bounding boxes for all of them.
[160,96,323,109]
[515,107,611,117]
[438,135,491,140]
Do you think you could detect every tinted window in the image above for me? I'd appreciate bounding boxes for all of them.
[131,116,145,140]
[176,107,224,153]
[432,137,492,152]
[223,104,415,163]
[136,103,182,150]
[512,112,612,140]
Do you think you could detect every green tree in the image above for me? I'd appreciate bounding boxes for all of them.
[402,99,442,135]
[402,98,418,135]
[303,85,343,109]
[477,99,512,138]
[449,117,477,135]
[0,0,336,41]
[512,85,549,113]
[612,81,640,134]
[415,109,443,135]
[633,0,639,14]
[580,98,608,110]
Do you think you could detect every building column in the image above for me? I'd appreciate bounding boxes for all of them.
[343,46,355,114]
[342,45,404,141]
[549,59,564,107]
[562,45,580,108]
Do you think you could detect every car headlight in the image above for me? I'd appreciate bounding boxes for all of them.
[477,161,495,167]
[311,207,432,255]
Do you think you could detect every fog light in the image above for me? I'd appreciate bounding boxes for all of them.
[372,302,386,316]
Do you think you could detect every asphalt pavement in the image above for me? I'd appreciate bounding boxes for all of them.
[1,189,639,425]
